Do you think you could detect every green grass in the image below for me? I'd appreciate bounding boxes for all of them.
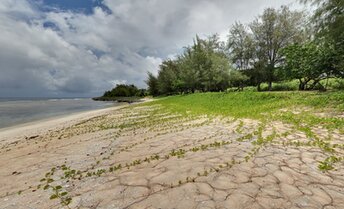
[140,91,344,171]
[144,91,344,118]
[140,91,344,132]
[258,78,344,91]
[260,80,299,91]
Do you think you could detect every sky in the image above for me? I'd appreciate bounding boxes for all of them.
[0,0,305,98]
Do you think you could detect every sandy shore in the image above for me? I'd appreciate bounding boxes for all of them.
[1,102,344,209]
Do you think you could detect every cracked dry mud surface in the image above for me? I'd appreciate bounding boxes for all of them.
[0,104,344,209]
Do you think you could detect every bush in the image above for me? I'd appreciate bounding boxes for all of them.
[260,81,298,91]
[103,84,141,97]
[334,79,344,90]
[320,78,344,91]
[272,82,298,91]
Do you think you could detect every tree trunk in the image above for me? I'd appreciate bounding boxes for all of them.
[309,79,323,91]
[240,83,244,91]
[325,76,329,91]
[268,81,272,91]
[257,83,261,92]
[298,79,305,90]
[267,63,274,91]
[309,80,318,90]
[299,83,305,90]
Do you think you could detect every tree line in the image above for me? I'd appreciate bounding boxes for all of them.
[101,84,146,98]
[146,0,344,96]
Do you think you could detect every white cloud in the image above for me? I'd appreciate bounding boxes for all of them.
[0,0,304,97]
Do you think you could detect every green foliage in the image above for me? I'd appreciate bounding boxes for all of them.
[318,156,344,171]
[146,72,159,96]
[282,42,337,90]
[145,5,342,94]
[143,91,344,125]
[169,149,186,158]
[39,168,72,208]
[260,80,298,91]
[228,70,249,90]
[157,60,181,95]
[102,84,142,97]
[247,6,306,90]
[147,35,232,95]
[319,78,344,91]
[227,22,255,71]
[332,79,344,90]
[303,0,344,71]
[228,18,304,90]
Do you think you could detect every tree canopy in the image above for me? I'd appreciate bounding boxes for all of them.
[146,35,235,95]
[102,84,142,97]
[306,0,344,72]
[146,4,343,96]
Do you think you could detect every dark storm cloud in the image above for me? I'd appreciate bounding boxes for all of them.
[58,76,93,93]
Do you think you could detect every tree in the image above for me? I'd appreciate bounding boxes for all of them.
[282,42,336,90]
[176,48,200,93]
[205,52,231,91]
[228,69,249,91]
[302,0,344,72]
[102,84,140,97]
[146,72,159,96]
[249,6,306,90]
[189,34,231,92]
[157,60,180,95]
[147,35,231,95]
[227,22,255,70]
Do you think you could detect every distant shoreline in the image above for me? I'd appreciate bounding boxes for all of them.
[92,96,143,103]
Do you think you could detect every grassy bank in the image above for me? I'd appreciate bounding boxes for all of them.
[141,91,344,131]
[139,91,344,170]
[92,96,142,103]
[257,78,344,92]
[146,91,344,117]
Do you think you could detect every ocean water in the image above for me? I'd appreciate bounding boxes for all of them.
[0,98,116,129]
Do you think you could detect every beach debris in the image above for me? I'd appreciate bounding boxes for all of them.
[26,135,39,140]
[12,171,21,175]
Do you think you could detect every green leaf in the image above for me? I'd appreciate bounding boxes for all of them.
[60,192,68,196]
[50,194,58,199]
[55,185,62,190]
[43,185,49,190]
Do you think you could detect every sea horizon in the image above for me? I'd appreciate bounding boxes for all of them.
[0,97,93,101]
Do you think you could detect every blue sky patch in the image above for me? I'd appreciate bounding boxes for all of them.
[33,0,111,14]
[43,21,59,31]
